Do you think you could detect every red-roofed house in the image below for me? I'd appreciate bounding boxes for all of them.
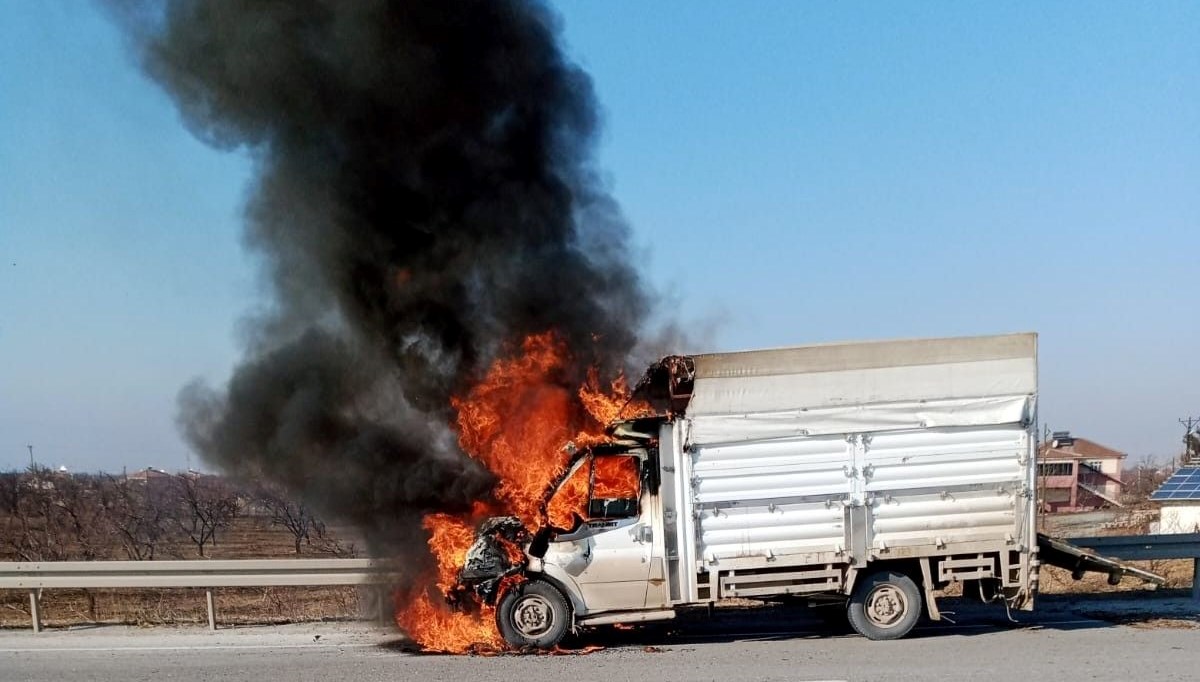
[1037,431,1126,512]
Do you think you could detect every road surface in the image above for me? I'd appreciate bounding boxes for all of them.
[2,595,1197,681]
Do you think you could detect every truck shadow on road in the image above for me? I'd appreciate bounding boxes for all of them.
[379,591,1198,655]
[568,592,1200,650]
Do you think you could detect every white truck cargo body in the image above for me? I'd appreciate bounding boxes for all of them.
[655,333,1038,608]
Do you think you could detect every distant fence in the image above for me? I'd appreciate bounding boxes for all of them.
[0,559,396,632]
[1066,533,1200,602]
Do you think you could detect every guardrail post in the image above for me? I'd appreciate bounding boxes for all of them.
[377,585,389,624]
[29,589,41,633]
[205,589,217,631]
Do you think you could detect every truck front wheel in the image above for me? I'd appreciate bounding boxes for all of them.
[847,570,922,640]
[496,580,571,649]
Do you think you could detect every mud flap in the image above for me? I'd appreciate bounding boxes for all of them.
[1037,533,1165,586]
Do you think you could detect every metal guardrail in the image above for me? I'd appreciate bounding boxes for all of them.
[0,559,396,633]
[0,559,389,589]
[1067,533,1200,601]
[1067,533,1200,561]
[5,535,1199,634]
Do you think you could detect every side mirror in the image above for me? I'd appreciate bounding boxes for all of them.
[528,528,552,558]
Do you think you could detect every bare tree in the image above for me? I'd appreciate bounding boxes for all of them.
[309,518,358,557]
[0,468,113,563]
[0,469,116,620]
[172,474,237,557]
[103,475,173,560]
[1121,454,1169,505]
[257,485,318,554]
[0,469,37,561]
[0,470,22,515]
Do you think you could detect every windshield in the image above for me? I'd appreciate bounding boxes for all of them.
[544,454,641,530]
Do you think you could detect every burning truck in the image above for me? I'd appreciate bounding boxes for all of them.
[434,332,1160,649]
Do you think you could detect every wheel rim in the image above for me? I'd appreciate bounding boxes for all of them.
[512,594,555,638]
[864,584,909,628]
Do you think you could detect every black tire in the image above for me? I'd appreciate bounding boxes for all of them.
[847,570,922,641]
[496,580,571,649]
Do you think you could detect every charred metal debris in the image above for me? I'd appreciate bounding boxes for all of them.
[449,516,530,608]
[630,355,695,415]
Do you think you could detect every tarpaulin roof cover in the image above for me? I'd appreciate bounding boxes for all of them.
[684,333,1037,444]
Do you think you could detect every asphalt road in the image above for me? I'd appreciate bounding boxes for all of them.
[2,595,1198,682]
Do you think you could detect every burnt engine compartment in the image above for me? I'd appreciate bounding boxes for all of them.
[448,516,531,609]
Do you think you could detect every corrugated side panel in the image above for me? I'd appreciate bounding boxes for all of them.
[866,426,1027,549]
[691,434,848,561]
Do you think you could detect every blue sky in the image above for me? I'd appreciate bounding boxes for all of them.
[1,1,1197,472]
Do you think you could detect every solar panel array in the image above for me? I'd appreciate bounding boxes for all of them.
[1149,467,1200,501]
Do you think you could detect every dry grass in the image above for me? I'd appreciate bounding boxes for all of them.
[1116,618,1198,630]
[1039,558,1195,594]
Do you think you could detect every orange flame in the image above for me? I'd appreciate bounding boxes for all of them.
[451,333,579,527]
[545,460,590,530]
[422,512,482,595]
[393,582,504,653]
[394,331,652,653]
[592,456,640,500]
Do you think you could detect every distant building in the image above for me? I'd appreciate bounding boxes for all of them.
[182,468,219,481]
[127,467,173,486]
[1037,431,1126,512]
[1150,467,1200,533]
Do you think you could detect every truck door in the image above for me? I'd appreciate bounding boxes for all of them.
[546,454,653,611]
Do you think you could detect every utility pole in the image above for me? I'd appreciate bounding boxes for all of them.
[1180,416,1200,466]
[27,444,37,486]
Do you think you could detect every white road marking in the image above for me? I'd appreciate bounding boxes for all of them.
[0,642,383,653]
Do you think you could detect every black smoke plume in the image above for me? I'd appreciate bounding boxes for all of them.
[109,1,651,559]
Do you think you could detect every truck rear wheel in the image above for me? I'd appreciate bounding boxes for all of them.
[847,570,922,640]
[496,580,571,649]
